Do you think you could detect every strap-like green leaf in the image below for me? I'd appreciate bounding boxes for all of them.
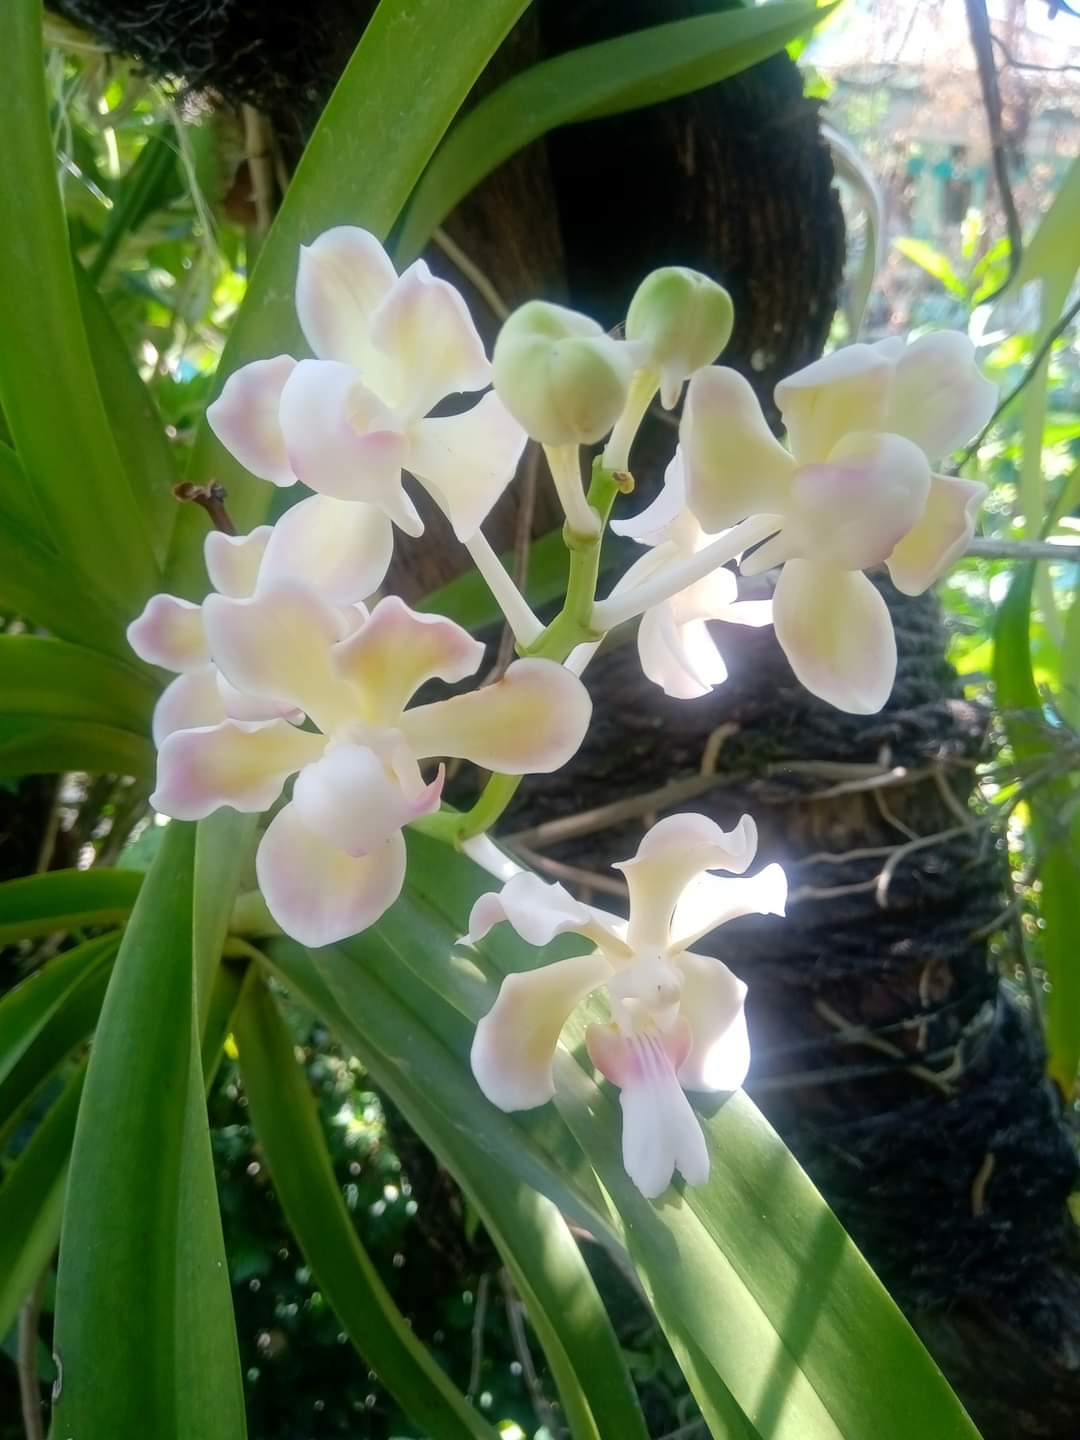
[52,821,246,1439]
[0,933,116,1092]
[260,939,648,1440]
[396,0,836,260]
[234,975,503,1440]
[0,868,142,945]
[0,1062,86,1341]
[166,0,532,598]
[0,0,159,612]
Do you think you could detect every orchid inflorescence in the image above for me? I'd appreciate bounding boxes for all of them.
[129,226,995,1197]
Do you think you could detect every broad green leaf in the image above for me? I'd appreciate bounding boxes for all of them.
[0,635,157,777]
[0,447,129,656]
[892,237,966,298]
[166,0,532,598]
[260,832,980,1440]
[0,934,116,1091]
[52,821,246,1440]
[193,812,258,1029]
[0,1063,85,1342]
[234,976,503,1440]
[993,566,1080,1092]
[76,263,181,567]
[0,868,142,945]
[0,718,154,780]
[0,636,156,732]
[0,0,158,612]
[260,940,648,1440]
[395,0,838,261]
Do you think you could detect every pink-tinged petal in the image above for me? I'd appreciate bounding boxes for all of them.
[471,950,613,1110]
[772,558,896,714]
[885,331,997,462]
[775,344,893,464]
[681,368,794,532]
[586,1024,708,1198]
[407,392,527,541]
[278,359,419,533]
[370,258,491,420]
[886,473,986,595]
[206,356,297,486]
[467,871,594,947]
[669,863,788,953]
[332,595,485,727]
[295,226,397,368]
[257,805,406,947]
[127,594,208,672]
[400,659,591,773]
[638,605,728,700]
[673,953,750,1093]
[292,740,442,856]
[615,812,759,951]
[152,666,226,745]
[204,527,272,599]
[151,719,325,820]
[202,581,355,730]
[259,494,394,606]
[742,432,931,576]
[215,673,304,725]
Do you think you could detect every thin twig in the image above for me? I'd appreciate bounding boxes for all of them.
[466,1272,489,1402]
[966,536,1080,563]
[815,999,957,1094]
[875,824,973,908]
[510,844,626,900]
[499,1269,561,1437]
[17,1271,47,1440]
[432,227,510,321]
[964,0,1023,302]
[505,771,727,850]
[241,105,274,237]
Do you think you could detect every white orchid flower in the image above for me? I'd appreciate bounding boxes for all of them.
[148,586,592,947]
[469,813,786,1199]
[591,453,773,699]
[127,495,395,744]
[678,333,994,713]
[206,226,527,545]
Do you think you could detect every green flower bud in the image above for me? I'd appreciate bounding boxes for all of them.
[625,267,734,408]
[492,300,638,446]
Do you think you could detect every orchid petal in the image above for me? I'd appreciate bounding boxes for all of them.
[673,952,751,1093]
[127,594,208,673]
[638,606,728,700]
[886,473,986,595]
[669,862,788,953]
[332,595,485,727]
[370,258,491,419]
[257,805,406,947]
[151,667,226,745]
[407,392,527,541]
[206,356,297,486]
[772,558,896,714]
[884,331,997,461]
[400,659,591,773]
[775,344,892,464]
[681,368,794,532]
[278,359,420,533]
[295,226,397,368]
[587,1025,708,1197]
[721,599,774,627]
[615,812,758,952]
[612,452,691,546]
[292,741,442,856]
[151,719,325,820]
[202,581,354,729]
[742,432,931,576]
[472,950,613,1110]
[204,527,272,598]
[215,673,304,725]
[467,871,594,947]
[259,493,394,606]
